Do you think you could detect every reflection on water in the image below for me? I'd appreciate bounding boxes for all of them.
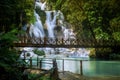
[42,58,120,77]
[22,56,120,77]
[83,61,120,76]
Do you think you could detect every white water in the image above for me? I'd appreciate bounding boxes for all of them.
[18,1,120,77]
[20,0,90,58]
[35,1,46,10]
[29,11,45,38]
[45,11,57,38]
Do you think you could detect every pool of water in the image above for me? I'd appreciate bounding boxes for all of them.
[56,58,120,77]
[82,61,120,76]
[25,57,120,77]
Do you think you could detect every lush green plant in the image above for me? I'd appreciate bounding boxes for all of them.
[0,0,34,32]
[28,73,51,80]
[95,48,112,60]
[60,0,120,59]
[47,0,65,10]
[0,30,23,80]
[61,0,120,40]
[109,53,120,60]
[89,48,96,58]
[33,49,45,56]
[39,75,51,80]
[28,73,37,80]
[35,7,46,24]
[0,1,35,78]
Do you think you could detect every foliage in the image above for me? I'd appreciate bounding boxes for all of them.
[33,49,45,56]
[28,73,37,80]
[109,53,120,60]
[60,0,120,59]
[61,0,120,40]
[0,0,34,32]
[1,29,18,42]
[89,48,96,58]
[47,0,65,10]
[95,48,112,60]
[0,30,23,80]
[94,27,109,40]
[35,6,46,24]
[28,73,51,80]
[110,17,120,41]
[112,32,120,41]
[39,75,50,80]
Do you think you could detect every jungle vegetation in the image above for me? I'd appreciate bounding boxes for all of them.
[0,0,120,79]
[53,0,120,59]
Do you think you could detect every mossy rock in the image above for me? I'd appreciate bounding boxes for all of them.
[35,7,46,24]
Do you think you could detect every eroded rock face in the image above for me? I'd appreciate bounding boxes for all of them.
[54,26,63,38]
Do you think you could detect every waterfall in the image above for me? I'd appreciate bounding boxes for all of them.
[45,11,58,38]
[32,0,75,39]
[20,0,90,58]
[29,11,45,38]
[35,1,46,10]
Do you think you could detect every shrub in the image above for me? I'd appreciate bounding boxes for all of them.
[109,53,120,60]
[33,49,45,56]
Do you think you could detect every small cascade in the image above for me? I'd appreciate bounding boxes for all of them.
[45,11,57,38]
[29,11,45,38]
[35,0,46,10]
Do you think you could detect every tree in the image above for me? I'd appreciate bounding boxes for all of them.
[0,0,34,32]
[46,0,65,10]
[61,0,120,59]
[0,30,23,80]
[61,0,120,40]
[0,0,35,79]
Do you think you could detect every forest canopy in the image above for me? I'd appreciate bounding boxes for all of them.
[0,0,120,41]
[60,0,120,41]
[0,0,34,32]
[0,0,120,79]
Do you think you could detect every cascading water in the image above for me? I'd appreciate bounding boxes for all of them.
[29,11,45,38]
[45,11,57,38]
[20,0,90,58]
[35,0,46,10]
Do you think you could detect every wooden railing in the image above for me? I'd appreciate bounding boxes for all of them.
[17,57,88,76]
[13,36,120,48]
